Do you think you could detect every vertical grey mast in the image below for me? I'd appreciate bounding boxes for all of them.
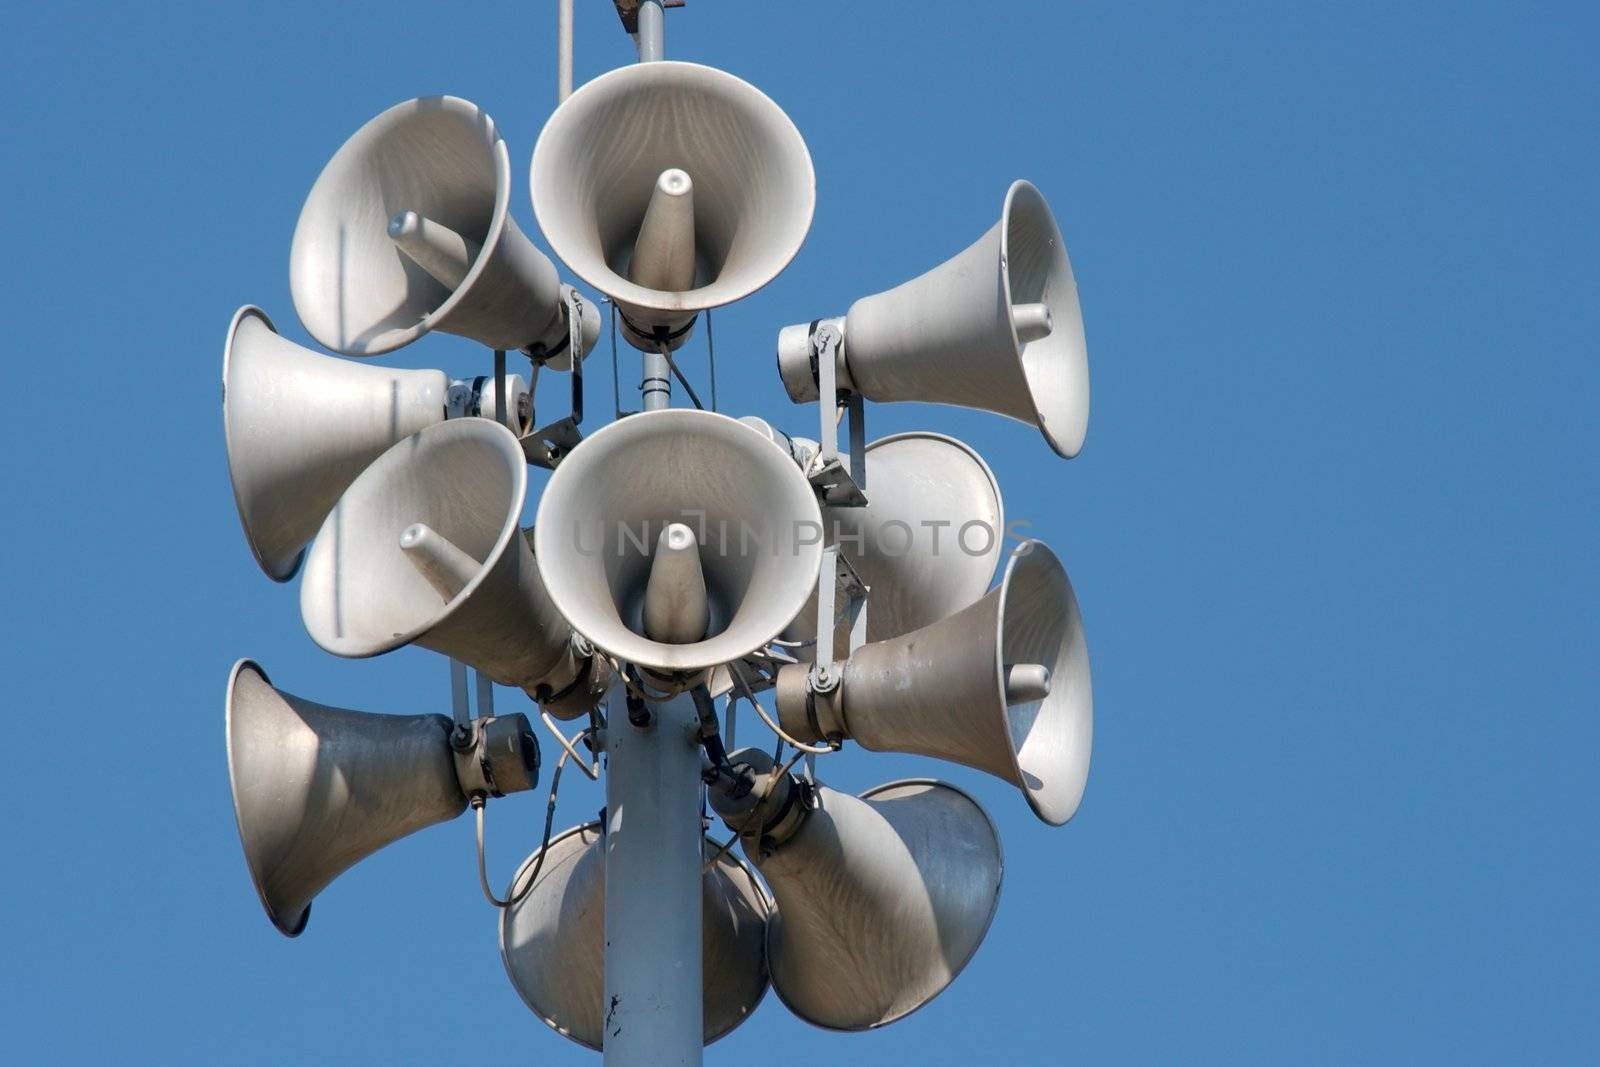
[604,8,703,1065]
[557,0,574,102]
[636,0,671,412]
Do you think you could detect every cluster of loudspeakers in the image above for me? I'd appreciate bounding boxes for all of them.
[222,54,1093,1046]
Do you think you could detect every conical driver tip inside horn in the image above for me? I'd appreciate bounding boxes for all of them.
[997,539,1092,825]
[533,409,823,672]
[1001,180,1090,459]
[531,61,815,314]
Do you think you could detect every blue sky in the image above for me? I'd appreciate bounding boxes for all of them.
[2,1,1595,1063]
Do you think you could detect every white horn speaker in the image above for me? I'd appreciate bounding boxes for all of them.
[299,419,578,693]
[777,180,1089,458]
[533,410,823,674]
[777,540,1092,825]
[709,752,1002,1032]
[290,96,598,358]
[531,62,814,350]
[782,431,1004,654]
[227,660,540,937]
[499,822,771,1049]
[222,306,529,582]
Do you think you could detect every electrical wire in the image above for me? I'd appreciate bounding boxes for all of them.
[656,340,705,410]
[539,710,599,781]
[729,662,838,756]
[474,728,587,909]
[608,299,624,420]
[705,308,718,412]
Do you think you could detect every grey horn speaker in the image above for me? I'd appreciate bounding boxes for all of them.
[222,306,528,582]
[225,659,468,937]
[299,419,582,696]
[533,409,823,673]
[709,753,1002,1032]
[531,62,814,349]
[778,539,1093,825]
[777,180,1089,458]
[290,96,597,358]
[781,431,1005,656]
[499,822,771,1049]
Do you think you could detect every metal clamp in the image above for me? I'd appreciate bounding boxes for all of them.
[814,544,868,674]
[450,714,542,800]
[806,323,869,507]
[520,287,588,469]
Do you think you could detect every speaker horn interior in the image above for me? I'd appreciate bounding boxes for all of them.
[531,61,814,343]
[291,96,588,357]
[533,409,823,673]
[299,418,576,692]
[780,539,1092,825]
[784,430,1004,654]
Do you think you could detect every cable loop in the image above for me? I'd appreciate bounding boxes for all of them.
[729,662,839,757]
[474,728,586,909]
[539,710,599,781]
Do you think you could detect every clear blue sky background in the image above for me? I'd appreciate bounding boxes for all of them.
[2,2,1595,1063]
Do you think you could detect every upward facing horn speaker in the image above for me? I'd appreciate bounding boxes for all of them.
[534,409,823,673]
[499,822,771,1049]
[709,752,1002,1032]
[222,306,528,582]
[782,431,1004,654]
[291,96,597,358]
[299,418,577,692]
[531,62,814,349]
[778,539,1093,825]
[777,180,1089,458]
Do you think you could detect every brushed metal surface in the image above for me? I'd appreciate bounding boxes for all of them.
[499,822,772,1049]
[290,96,573,356]
[783,431,1005,655]
[533,409,823,672]
[225,660,466,937]
[832,539,1093,825]
[221,306,447,582]
[531,62,814,322]
[754,778,1002,1031]
[778,181,1089,458]
[300,418,574,690]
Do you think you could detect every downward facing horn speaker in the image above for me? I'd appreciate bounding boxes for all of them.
[291,96,596,357]
[778,539,1092,825]
[299,418,576,692]
[222,306,528,582]
[709,752,1002,1032]
[533,409,823,673]
[499,822,771,1049]
[531,62,814,348]
[777,180,1089,458]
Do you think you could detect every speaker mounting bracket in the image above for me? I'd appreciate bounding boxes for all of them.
[814,544,868,673]
[807,323,869,507]
[520,288,589,469]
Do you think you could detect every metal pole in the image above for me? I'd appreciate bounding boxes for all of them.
[557,0,574,102]
[635,0,665,62]
[602,683,703,1065]
[637,0,669,411]
[641,348,672,411]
